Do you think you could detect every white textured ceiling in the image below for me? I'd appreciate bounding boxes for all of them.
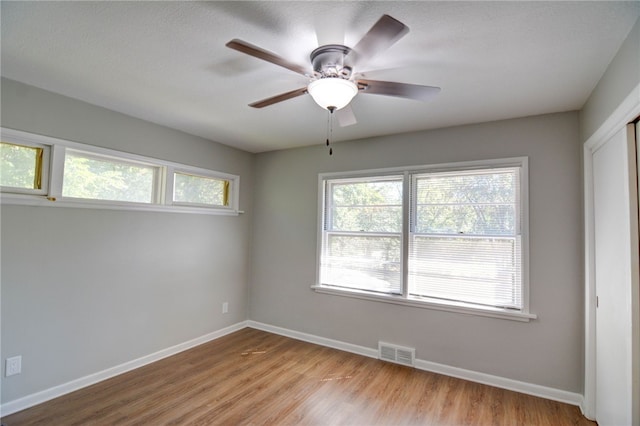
[2,1,639,153]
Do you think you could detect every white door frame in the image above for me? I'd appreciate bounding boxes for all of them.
[582,83,640,421]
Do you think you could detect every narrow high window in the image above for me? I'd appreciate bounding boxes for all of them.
[0,141,49,195]
[62,149,160,203]
[173,172,230,207]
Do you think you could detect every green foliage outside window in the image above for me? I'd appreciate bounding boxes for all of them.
[0,142,42,189]
[330,179,403,233]
[62,152,155,203]
[173,173,228,206]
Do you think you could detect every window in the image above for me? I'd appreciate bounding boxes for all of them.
[321,176,403,294]
[1,141,49,195]
[173,172,230,207]
[316,158,533,320]
[408,168,521,309]
[0,127,240,215]
[62,149,160,203]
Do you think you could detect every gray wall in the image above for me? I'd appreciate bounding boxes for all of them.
[250,112,584,393]
[580,17,640,141]
[0,78,254,403]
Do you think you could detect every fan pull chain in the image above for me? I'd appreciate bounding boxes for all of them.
[326,106,336,156]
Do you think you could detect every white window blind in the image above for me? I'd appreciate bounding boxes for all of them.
[408,168,522,309]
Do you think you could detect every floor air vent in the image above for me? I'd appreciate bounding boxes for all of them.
[378,342,415,367]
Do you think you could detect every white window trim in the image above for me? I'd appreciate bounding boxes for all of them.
[1,127,241,216]
[314,157,535,322]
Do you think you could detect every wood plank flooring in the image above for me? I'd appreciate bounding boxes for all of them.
[2,328,594,425]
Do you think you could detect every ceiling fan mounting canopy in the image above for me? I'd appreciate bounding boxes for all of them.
[310,44,353,79]
[225,14,440,119]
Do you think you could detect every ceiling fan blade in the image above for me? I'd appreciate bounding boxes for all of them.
[336,104,357,127]
[248,87,308,108]
[226,39,310,76]
[347,15,409,67]
[357,79,441,102]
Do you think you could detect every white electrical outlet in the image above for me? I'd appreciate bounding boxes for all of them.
[6,356,22,377]
[222,302,229,314]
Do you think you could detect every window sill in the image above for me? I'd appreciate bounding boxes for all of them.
[311,285,537,322]
[0,193,242,216]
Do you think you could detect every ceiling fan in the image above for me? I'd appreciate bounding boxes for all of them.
[226,14,441,126]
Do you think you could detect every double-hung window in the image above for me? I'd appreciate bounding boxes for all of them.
[321,176,404,294]
[316,158,533,321]
[408,168,522,309]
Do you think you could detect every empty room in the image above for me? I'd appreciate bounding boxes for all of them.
[1,2,639,425]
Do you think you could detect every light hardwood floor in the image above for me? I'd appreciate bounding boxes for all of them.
[2,328,594,425]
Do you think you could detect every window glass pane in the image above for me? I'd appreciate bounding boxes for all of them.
[330,179,402,232]
[321,234,402,294]
[414,170,517,235]
[173,172,228,206]
[62,151,156,203]
[1,142,43,189]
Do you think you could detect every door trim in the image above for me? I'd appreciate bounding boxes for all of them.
[582,82,640,421]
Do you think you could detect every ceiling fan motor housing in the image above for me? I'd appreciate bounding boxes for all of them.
[310,45,352,79]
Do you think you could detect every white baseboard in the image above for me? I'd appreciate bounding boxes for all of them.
[247,320,584,408]
[1,321,248,417]
[247,320,379,359]
[2,320,584,417]
[413,359,583,407]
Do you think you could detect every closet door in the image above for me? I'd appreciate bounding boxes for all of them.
[592,123,639,425]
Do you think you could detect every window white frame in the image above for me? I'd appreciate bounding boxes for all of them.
[313,157,535,322]
[0,127,241,216]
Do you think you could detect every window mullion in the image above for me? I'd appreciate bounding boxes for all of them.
[401,171,410,298]
[164,166,174,206]
[48,145,66,200]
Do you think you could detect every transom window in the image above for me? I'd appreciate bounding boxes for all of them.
[316,158,532,320]
[62,149,160,203]
[0,141,49,195]
[0,127,240,215]
[173,171,230,207]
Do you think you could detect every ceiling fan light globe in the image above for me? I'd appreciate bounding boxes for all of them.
[308,78,358,111]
